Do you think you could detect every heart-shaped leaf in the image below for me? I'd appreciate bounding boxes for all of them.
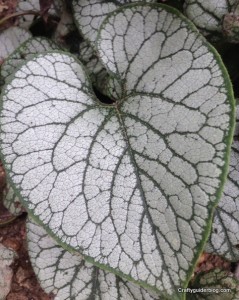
[27,217,160,300]
[0,4,235,299]
[206,105,239,261]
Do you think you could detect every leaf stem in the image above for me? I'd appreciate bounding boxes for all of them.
[0,10,40,26]
[0,215,18,227]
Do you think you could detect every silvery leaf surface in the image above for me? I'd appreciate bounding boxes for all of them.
[0,37,61,218]
[79,40,122,99]
[184,0,237,35]
[1,37,61,82]
[206,106,239,261]
[27,218,160,300]
[0,27,31,61]
[0,4,235,299]
[72,0,157,48]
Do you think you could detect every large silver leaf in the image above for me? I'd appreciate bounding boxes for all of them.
[0,3,234,299]
[27,218,159,300]
[96,3,234,98]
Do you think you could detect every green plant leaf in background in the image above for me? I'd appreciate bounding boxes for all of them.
[0,4,235,299]
[0,37,60,83]
[16,0,42,29]
[78,40,108,90]
[16,0,62,29]
[184,0,233,33]
[78,40,123,100]
[53,2,76,45]
[0,27,31,62]
[188,269,239,300]
[183,0,239,41]
[27,217,159,300]
[206,105,239,261]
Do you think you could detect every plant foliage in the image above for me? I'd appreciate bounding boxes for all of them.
[0,1,237,300]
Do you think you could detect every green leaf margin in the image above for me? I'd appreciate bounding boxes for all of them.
[0,3,236,299]
[95,2,236,296]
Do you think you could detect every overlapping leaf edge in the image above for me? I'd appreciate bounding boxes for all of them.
[0,36,61,84]
[71,0,157,47]
[0,27,32,61]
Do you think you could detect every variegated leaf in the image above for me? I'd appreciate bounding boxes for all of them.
[184,0,237,36]
[1,37,60,82]
[72,0,157,48]
[0,4,234,299]
[79,40,108,88]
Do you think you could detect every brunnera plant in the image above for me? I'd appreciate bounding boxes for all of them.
[0,2,236,300]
